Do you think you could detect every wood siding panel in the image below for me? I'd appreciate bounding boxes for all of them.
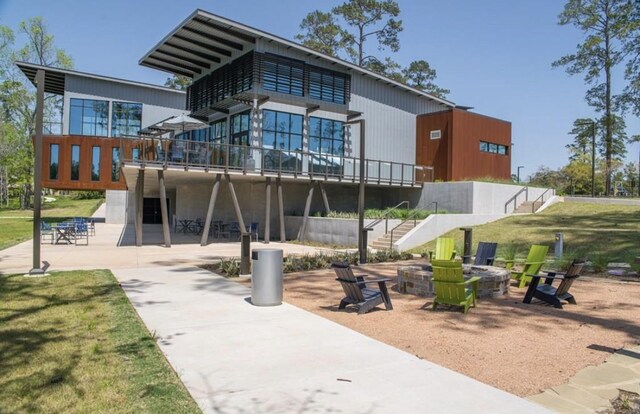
[416,110,452,181]
[416,109,511,181]
[451,110,511,181]
[40,135,127,191]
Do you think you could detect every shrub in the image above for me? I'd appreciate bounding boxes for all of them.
[591,253,611,273]
[70,190,105,200]
[214,249,410,276]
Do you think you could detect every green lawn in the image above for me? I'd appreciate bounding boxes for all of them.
[412,202,640,264]
[0,197,103,250]
[0,270,200,413]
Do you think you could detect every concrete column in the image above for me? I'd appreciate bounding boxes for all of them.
[319,181,331,214]
[135,169,144,247]
[157,170,171,247]
[226,174,246,233]
[200,174,222,246]
[298,181,315,241]
[277,177,285,242]
[264,177,271,244]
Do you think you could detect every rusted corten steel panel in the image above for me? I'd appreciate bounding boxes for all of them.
[416,109,511,181]
[40,135,128,191]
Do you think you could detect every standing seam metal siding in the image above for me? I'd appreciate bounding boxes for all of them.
[63,75,186,135]
[350,75,449,164]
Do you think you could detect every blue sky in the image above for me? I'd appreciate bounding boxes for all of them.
[1,0,638,179]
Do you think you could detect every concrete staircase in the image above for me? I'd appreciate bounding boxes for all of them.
[370,221,418,250]
[513,201,543,214]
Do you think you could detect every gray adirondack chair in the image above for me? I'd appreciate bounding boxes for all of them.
[473,242,498,266]
[523,258,586,309]
[331,262,393,314]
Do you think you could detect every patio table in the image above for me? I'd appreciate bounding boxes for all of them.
[53,224,76,245]
[178,219,194,234]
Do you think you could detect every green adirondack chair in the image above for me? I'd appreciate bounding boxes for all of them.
[510,244,549,288]
[429,237,456,262]
[431,261,480,314]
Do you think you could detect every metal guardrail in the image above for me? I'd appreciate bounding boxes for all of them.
[388,208,422,249]
[119,137,434,186]
[531,188,553,212]
[504,186,528,213]
[365,201,410,233]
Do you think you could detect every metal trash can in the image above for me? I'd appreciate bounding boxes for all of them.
[251,249,283,306]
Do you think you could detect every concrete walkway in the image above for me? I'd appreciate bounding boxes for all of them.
[528,345,640,413]
[113,265,549,413]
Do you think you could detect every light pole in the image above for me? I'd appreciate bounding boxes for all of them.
[517,166,524,183]
[343,118,366,263]
[576,120,596,197]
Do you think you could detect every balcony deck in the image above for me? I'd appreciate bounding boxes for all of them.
[120,137,432,188]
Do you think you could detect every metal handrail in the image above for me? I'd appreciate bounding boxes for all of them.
[365,201,410,233]
[388,208,422,249]
[504,186,529,213]
[531,188,553,212]
[118,136,434,186]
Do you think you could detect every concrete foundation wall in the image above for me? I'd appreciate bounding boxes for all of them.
[284,216,402,246]
[394,213,507,252]
[415,182,553,214]
[105,190,128,224]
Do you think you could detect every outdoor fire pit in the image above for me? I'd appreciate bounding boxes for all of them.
[397,264,511,299]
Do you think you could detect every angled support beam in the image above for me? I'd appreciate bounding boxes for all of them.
[264,177,271,244]
[318,181,331,214]
[298,181,315,241]
[277,177,285,242]
[200,174,222,246]
[135,169,144,247]
[157,171,171,247]
[226,174,246,234]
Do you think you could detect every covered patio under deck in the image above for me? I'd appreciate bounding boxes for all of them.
[121,163,426,248]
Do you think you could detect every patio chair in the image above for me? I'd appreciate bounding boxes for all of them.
[74,222,89,246]
[431,261,480,314]
[41,221,54,244]
[510,244,549,288]
[473,242,498,266]
[246,222,259,241]
[229,222,242,240]
[429,237,456,262]
[331,262,393,314]
[523,258,586,309]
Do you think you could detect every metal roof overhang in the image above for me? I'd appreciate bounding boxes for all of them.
[140,9,455,108]
[139,10,256,79]
[16,62,66,95]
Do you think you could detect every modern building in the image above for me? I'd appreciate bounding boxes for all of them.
[18,9,512,246]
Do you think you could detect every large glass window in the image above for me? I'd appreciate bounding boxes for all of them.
[308,66,348,104]
[91,146,101,181]
[111,147,120,181]
[71,145,80,180]
[49,144,59,180]
[309,117,344,156]
[69,98,109,136]
[229,111,251,168]
[262,55,304,96]
[111,102,142,137]
[262,110,303,151]
[209,119,227,165]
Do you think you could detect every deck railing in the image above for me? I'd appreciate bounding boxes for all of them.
[119,137,433,186]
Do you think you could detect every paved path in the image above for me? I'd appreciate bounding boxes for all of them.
[528,345,640,413]
[113,265,550,414]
